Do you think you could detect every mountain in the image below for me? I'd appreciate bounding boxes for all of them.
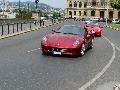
[8,1,55,12]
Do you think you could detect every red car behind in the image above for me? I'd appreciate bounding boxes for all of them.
[41,25,94,56]
[86,24,103,37]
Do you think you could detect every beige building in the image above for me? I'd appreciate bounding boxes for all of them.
[65,0,120,19]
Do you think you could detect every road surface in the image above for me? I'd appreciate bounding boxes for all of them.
[0,21,119,90]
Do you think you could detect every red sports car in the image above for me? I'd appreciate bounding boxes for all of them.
[41,25,94,56]
[86,24,103,37]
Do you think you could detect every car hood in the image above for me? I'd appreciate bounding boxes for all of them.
[92,27,101,32]
[45,33,83,48]
[86,27,101,31]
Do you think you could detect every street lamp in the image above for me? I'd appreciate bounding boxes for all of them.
[19,0,21,17]
[35,0,39,10]
[3,0,5,18]
[106,0,109,25]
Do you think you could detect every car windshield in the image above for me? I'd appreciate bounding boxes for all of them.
[91,24,99,27]
[56,26,85,36]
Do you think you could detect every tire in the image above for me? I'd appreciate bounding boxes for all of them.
[80,43,86,56]
[89,39,94,49]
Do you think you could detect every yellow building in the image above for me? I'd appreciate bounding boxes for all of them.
[65,0,120,19]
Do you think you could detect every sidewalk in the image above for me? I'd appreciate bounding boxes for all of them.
[0,19,65,40]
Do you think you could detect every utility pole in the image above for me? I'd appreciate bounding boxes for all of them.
[19,0,21,17]
[106,0,109,25]
[3,0,5,18]
[28,3,29,12]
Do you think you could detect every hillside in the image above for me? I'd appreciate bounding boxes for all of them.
[9,1,55,11]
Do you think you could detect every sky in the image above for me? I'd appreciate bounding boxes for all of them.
[9,0,66,9]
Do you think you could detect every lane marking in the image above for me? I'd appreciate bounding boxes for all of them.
[116,46,120,51]
[27,48,41,53]
[78,35,116,90]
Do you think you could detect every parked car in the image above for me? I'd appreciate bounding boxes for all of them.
[91,18,99,22]
[41,25,94,56]
[75,17,82,21]
[106,19,112,23]
[81,18,86,21]
[84,18,93,24]
[98,18,106,22]
[116,20,120,24]
[112,19,119,24]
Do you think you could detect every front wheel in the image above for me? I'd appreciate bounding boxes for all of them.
[80,43,86,56]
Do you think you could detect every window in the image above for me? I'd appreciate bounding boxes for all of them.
[91,10,95,16]
[69,1,72,7]
[101,0,105,6]
[69,11,72,15]
[84,11,87,16]
[74,1,77,7]
[74,11,76,15]
[84,2,87,8]
[92,0,96,6]
[110,2,113,7]
[79,2,82,8]
[110,0,114,7]
[79,11,81,16]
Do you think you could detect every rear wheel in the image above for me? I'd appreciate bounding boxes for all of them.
[89,39,94,49]
[80,43,86,56]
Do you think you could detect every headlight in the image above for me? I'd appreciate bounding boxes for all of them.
[73,40,80,46]
[98,29,101,32]
[42,37,47,42]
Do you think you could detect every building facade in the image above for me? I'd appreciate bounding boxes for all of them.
[65,0,120,19]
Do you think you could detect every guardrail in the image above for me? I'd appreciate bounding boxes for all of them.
[0,18,65,37]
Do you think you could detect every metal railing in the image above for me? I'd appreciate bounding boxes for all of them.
[0,18,65,37]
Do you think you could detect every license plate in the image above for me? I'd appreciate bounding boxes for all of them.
[53,51,61,55]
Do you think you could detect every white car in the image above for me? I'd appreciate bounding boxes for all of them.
[91,18,99,22]
[112,19,119,24]
[85,18,92,24]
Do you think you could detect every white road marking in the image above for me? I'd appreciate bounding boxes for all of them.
[78,35,116,90]
[27,48,41,53]
[116,46,120,51]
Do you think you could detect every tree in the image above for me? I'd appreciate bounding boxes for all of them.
[35,0,39,9]
[53,12,61,18]
[112,0,120,10]
[16,11,32,19]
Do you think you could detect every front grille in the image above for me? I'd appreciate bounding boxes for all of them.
[52,48,68,52]
[52,48,61,52]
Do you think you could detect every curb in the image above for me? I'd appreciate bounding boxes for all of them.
[0,21,64,40]
[105,25,120,31]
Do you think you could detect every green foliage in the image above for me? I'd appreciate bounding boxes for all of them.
[39,12,49,18]
[16,11,32,19]
[112,0,120,10]
[53,12,61,18]
[43,13,48,18]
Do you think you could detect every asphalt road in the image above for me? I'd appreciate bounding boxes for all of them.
[0,21,119,90]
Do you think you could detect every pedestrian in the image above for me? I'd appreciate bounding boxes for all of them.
[74,17,76,21]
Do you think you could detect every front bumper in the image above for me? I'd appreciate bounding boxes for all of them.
[41,45,81,56]
[94,32,102,36]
